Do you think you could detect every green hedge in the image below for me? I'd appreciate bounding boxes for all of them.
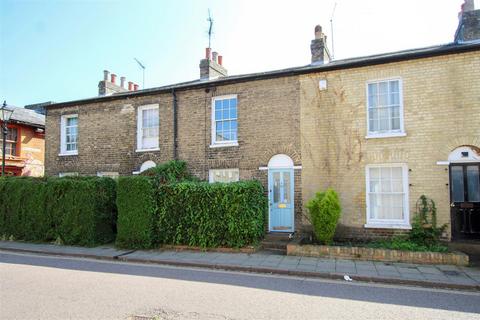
[157,181,267,248]
[116,176,267,249]
[140,160,195,184]
[0,176,116,246]
[115,176,156,249]
[0,177,48,241]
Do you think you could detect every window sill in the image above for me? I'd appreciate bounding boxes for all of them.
[209,142,239,148]
[58,152,78,157]
[135,148,160,153]
[365,132,407,139]
[364,223,411,230]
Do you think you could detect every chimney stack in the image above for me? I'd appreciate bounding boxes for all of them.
[133,84,139,91]
[310,25,331,65]
[199,47,228,80]
[455,0,480,43]
[98,70,129,96]
[128,81,133,91]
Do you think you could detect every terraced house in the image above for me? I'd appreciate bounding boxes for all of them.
[45,2,480,241]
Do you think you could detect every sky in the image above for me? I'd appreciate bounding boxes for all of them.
[0,0,468,107]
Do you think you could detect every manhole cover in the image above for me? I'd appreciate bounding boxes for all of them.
[443,270,461,276]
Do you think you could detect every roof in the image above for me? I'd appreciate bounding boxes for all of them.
[9,107,45,128]
[47,41,480,109]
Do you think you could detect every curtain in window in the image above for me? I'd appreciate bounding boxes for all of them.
[141,108,159,149]
[369,166,404,220]
[368,80,400,133]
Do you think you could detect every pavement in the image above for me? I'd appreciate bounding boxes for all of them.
[1,240,480,291]
[2,251,480,320]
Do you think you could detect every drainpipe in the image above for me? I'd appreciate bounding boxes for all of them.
[172,89,178,160]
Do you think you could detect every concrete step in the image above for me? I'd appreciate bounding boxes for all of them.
[261,241,288,250]
[261,233,292,255]
[261,248,287,255]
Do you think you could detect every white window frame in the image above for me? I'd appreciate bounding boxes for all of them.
[365,163,411,229]
[365,77,406,139]
[209,168,240,183]
[136,104,160,152]
[59,172,79,177]
[97,171,119,178]
[59,114,78,156]
[210,94,239,148]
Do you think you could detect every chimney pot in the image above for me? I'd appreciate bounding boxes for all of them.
[120,77,126,88]
[133,84,139,91]
[218,55,223,66]
[111,73,117,84]
[212,51,218,63]
[103,70,109,81]
[311,25,330,65]
[128,81,133,91]
[205,47,211,60]
[462,0,475,12]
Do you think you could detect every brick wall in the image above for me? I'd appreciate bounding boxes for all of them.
[300,50,480,240]
[45,76,303,232]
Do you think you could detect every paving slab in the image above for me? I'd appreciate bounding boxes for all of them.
[396,267,422,275]
[0,241,131,259]
[295,264,317,272]
[299,257,318,265]
[417,266,444,275]
[2,241,480,291]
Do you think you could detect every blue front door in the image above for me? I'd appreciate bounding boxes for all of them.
[268,169,294,232]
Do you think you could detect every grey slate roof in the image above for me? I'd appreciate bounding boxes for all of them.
[47,41,480,109]
[9,107,45,128]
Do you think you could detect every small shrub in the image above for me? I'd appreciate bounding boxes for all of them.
[306,188,341,245]
[116,176,156,249]
[409,195,447,247]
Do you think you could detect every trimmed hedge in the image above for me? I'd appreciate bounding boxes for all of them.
[115,176,267,249]
[0,176,116,246]
[140,160,195,184]
[157,181,267,248]
[115,176,156,249]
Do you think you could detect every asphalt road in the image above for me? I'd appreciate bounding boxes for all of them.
[1,251,480,320]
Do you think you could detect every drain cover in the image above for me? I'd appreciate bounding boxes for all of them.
[443,270,461,276]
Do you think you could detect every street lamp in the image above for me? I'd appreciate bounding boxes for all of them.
[1,101,14,176]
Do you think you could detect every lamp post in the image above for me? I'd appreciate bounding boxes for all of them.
[1,101,14,176]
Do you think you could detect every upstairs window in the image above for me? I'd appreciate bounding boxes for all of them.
[0,127,19,156]
[60,115,78,155]
[366,79,404,138]
[211,95,238,146]
[137,104,159,151]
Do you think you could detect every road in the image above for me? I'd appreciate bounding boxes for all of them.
[1,251,479,320]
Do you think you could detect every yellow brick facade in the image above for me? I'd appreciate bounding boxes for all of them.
[300,50,480,239]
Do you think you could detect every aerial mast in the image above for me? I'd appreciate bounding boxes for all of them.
[134,58,146,89]
[207,9,214,48]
